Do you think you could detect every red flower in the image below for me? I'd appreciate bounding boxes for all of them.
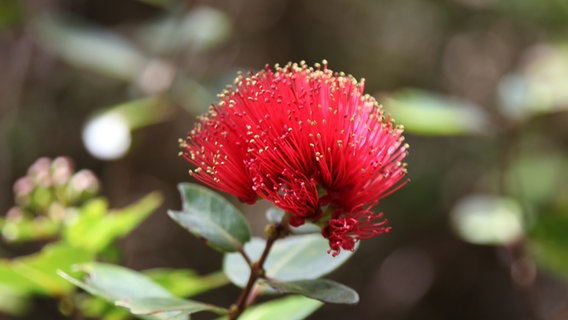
[181,61,408,255]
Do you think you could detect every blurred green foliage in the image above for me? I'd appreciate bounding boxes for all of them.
[62,184,359,320]
[0,157,163,318]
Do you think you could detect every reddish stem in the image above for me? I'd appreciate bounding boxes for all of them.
[228,216,289,320]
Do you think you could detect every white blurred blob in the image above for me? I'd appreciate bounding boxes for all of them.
[375,247,435,311]
[451,194,524,245]
[82,112,131,160]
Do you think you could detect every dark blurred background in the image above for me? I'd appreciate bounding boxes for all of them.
[2,0,568,319]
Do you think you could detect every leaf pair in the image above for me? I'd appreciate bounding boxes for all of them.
[170,183,359,305]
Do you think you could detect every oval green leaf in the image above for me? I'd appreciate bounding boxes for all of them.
[58,263,173,302]
[450,194,524,245]
[59,263,228,320]
[169,183,251,252]
[260,279,359,305]
[223,234,356,287]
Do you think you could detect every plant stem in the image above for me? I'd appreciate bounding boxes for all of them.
[228,216,289,320]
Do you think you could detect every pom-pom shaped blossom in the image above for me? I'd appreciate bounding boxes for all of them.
[181,61,408,255]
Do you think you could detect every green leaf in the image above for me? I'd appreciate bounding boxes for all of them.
[259,279,359,305]
[223,234,356,288]
[106,96,173,130]
[60,263,227,320]
[0,243,93,296]
[117,297,226,316]
[59,263,186,320]
[384,89,492,136]
[64,193,162,253]
[58,263,173,302]
[216,296,322,320]
[34,15,147,80]
[169,183,251,252]
[0,217,60,243]
[144,269,229,298]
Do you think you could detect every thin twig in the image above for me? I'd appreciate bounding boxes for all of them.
[228,215,290,319]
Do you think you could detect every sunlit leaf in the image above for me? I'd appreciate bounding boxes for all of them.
[450,194,524,245]
[169,183,251,252]
[0,217,60,243]
[64,193,162,253]
[109,96,173,130]
[144,269,229,298]
[384,89,492,136]
[216,296,322,320]
[0,261,42,296]
[0,243,93,296]
[260,279,359,304]
[223,234,356,288]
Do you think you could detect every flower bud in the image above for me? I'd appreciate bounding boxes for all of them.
[68,169,100,203]
[51,156,74,186]
[13,176,34,207]
[28,157,52,188]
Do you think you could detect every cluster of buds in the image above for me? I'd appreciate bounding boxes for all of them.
[3,157,100,241]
